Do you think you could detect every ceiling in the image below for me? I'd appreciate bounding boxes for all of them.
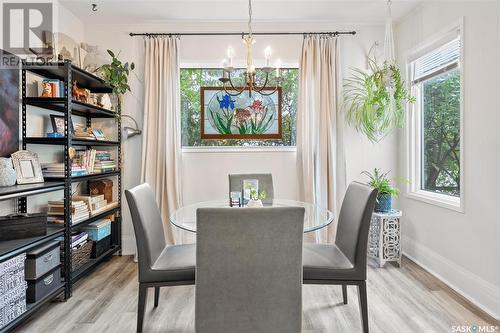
[60,0,421,25]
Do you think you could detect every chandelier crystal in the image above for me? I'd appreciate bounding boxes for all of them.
[219,0,282,97]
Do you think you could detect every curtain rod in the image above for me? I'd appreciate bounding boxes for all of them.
[129,31,356,37]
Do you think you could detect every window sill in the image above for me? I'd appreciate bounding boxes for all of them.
[181,146,297,153]
[405,190,464,213]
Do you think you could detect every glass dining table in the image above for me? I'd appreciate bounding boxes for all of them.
[169,199,334,233]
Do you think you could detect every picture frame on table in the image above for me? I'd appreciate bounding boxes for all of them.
[11,150,44,184]
[50,115,74,136]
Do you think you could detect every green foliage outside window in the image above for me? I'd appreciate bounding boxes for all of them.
[180,68,298,146]
[421,69,461,196]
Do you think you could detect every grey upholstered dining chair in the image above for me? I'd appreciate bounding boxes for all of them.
[303,182,378,333]
[125,183,196,333]
[228,173,274,204]
[196,207,305,333]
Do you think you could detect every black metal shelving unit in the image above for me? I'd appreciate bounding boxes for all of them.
[0,61,122,333]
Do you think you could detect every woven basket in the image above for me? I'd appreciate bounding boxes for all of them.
[71,240,93,272]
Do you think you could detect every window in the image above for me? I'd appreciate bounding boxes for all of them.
[407,27,463,210]
[180,68,298,147]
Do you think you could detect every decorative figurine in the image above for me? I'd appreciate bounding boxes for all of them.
[98,94,112,110]
[72,80,89,103]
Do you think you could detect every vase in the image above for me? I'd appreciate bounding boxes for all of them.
[0,158,17,187]
[247,199,263,207]
[375,193,392,213]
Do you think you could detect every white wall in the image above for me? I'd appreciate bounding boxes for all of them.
[54,1,85,42]
[396,1,500,319]
[82,21,398,254]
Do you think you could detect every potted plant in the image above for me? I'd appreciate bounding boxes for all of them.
[344,57,415,143]
[247,189,267,207]
[361,168,400,213]
[98,50,135,116]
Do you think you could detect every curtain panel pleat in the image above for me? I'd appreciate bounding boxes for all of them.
[141,37,183,244]
[296,36,346,243]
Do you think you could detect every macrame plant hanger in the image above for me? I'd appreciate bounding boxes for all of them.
[384,0,396,64]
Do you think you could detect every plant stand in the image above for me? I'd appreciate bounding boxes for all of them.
[368,210,402,267]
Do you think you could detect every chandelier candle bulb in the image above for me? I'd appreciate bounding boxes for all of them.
[264,46,272,67]
[227,46,235,67]
[275,58,282,77]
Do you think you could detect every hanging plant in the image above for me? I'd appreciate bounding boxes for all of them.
[98,50,135,116]
[344,57,415,142]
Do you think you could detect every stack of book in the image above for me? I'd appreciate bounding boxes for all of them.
[73,194,109,215]
[47,200,64,224]
[70,163,87,177]
[94,151,116,173]
[72,200,90,223]
[41,163,65,178]
[73,124,96,140]
[71,231,88,249]
[47,199,90,224]
[41,162,90,178]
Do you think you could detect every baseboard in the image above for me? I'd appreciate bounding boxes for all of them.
[121,235,136,256]
[403,236,500,321]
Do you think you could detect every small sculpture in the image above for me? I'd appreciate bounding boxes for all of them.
[41,82,52,97]
[0,158,17,187]
[98,94,112,110]
[72,80,89,103]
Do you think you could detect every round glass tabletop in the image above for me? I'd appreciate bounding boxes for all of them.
[169,199,334,233]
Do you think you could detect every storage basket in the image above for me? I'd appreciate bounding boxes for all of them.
[71,241,93,272]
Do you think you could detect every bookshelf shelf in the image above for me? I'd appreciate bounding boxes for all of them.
[23,62,113,93]
[24,97,116,118]
[71,205,120,229]
[0,225,64,262]
[0,182,65,202]
[43,170,121,182]
[71,245,120,283]
[25,137,120,146]
[0,60,124,332]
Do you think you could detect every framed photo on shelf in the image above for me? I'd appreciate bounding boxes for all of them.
[50,115,74,136]
[11,150,44,184]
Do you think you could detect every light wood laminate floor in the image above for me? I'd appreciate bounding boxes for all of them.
[16,256,499,333]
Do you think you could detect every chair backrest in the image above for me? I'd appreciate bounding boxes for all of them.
[228,173,274,205]
[125,183,166,282]
[334,182,378,277]
[196,207,305,333]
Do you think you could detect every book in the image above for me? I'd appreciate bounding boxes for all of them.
[39,79,63,98]
[92,129,107,141]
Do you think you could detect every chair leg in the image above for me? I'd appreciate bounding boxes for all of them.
[154,287,160,308]
[342,285,348,304]
[357,281,369,333]
[137,284,148,333]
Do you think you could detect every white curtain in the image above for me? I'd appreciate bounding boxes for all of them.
[296,35,346,243]
[141,36,183,244]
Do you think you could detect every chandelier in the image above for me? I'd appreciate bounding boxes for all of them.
[219,0,282,97]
